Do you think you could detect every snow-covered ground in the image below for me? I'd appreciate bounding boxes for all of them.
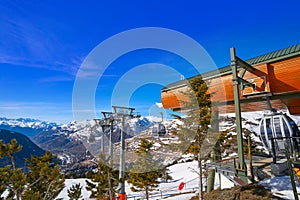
[126,161,202,199]
[56,161,202,200]
[56,160,212,200]
[260,176,300,200]
[56,159,300,200]
[56,178,91,199]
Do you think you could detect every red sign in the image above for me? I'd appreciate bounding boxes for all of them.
[178,182,185,190]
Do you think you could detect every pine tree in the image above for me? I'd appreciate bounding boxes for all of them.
[127,139,166,200]
[0,139,22,170]
[67,183,83,200]
[0,166,10,199]
[174,76,211,153]
[0,139,26,200]
[7,168,27,200]
[0,139,66,200]
[161,167,173,183]
[23,152,65,200]
[86,154,118,200]
[175,76,212,200]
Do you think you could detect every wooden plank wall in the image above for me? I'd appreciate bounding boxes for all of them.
[161,55,300,115]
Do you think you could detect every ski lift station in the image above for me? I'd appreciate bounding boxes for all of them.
[161,44,300,115]
[160,44,300,191]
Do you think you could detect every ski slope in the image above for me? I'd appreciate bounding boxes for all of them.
[56,159,300,200]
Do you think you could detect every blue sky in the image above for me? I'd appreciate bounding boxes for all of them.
[0,0,300,123]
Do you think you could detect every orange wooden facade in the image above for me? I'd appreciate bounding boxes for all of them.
[161,54,300,115]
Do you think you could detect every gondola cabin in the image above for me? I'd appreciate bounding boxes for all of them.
[152,123,166,137]
[259,112,300,155]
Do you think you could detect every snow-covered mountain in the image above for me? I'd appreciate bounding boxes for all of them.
[32,116,159,173]
[0,117,58,138]
[2,110,299,174]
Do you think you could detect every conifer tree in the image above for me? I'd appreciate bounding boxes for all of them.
[0,139,66,200]
[175,76,212,200]
[23,152,65,200]
[127,139,165,200]
[0,139,22,170]
[0,165,10,199]
[67,183,83,200]
[86,154,118,200]
[161,167,173,183]
[0,139,25,200]
[7,168,27,200]
[174,76,211,153]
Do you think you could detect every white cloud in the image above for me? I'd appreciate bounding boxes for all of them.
[0,7,82,76]
[155,102,163,108]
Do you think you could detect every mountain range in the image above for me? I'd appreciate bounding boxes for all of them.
[1,111,299,174]
[0,117,58,138]
[32,117,158,173]
[0,116,160,173]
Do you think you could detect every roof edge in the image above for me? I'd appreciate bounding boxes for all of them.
[162,44,300,91]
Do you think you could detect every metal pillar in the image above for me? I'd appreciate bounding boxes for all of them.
[101,125,105,153]
[207,151,216,192]
[211,111,219,133]
[118,115,126,195]
[101,112,115,167]
[230,47,248,184]
[207,111,219,192]
[112,106,138,199]
[248,136,254,183]
[109,119,114,166]
[285,142,299,200]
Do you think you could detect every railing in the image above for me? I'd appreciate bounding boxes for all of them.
[269,136,300,164]
[126,176,204,199]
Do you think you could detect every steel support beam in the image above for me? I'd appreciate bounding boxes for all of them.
[109,119,114,166]
[118,115,126,194]
[230,47,248,184]
[101,111,114,166]
[236,56,255,72]
[101,125,105,153]
[207,111,219,192]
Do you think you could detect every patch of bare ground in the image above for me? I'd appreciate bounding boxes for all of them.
[190,184,283,200]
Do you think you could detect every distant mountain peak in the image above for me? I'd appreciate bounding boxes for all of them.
[0,117,59,138]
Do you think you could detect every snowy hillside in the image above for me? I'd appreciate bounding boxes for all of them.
[56,161,202,200]
[56,160,300,200]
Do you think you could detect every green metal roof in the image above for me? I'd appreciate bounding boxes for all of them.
[162,44,300,91]
[246,43,300,65]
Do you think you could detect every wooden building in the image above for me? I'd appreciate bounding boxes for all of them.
[161,44,300,115]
